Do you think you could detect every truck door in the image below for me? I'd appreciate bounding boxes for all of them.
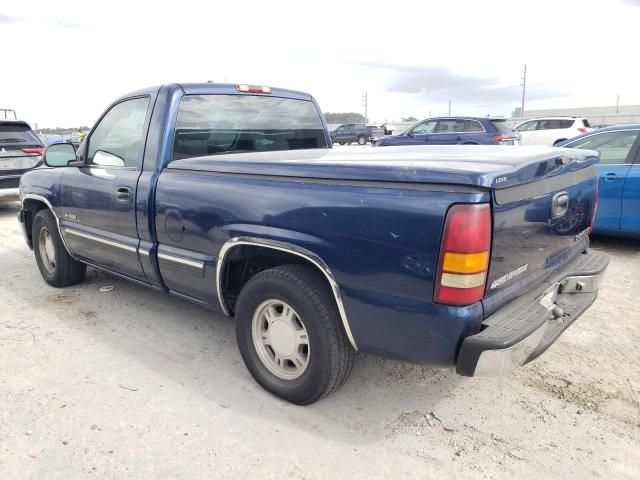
[59,96,151,282]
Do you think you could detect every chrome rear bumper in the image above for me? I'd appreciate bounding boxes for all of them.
[456,249,609,376]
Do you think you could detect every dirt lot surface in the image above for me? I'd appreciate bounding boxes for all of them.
[0,201,638,479]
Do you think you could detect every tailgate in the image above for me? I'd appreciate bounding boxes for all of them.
[483,155,598,316]
[0,148,43,173]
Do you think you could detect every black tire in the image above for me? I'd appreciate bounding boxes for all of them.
[235,264,355,405]
[32,209,86,287]
[357,136,366,145]
[338,142,345,145]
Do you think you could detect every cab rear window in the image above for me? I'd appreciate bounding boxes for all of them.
[172,94,328,160]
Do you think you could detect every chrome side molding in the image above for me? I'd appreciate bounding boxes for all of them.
[157,251,204,270]
[216,236,358,350]
[64,227,137,253]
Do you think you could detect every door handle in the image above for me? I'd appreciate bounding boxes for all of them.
[116,187,133,203]
[599,173,620,181]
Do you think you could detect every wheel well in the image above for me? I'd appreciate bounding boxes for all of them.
[22,199,49,248]
[219,245,329,315]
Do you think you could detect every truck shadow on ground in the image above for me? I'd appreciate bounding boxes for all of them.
[0,202,20,218]
[3,244,463,444]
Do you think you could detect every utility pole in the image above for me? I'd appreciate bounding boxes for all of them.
[448,100,451,116]
[362,90,368,123]
[520,64,527,118]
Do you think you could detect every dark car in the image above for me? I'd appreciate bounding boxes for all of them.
[374,117,519,146]
[0,120,44,200]
[331,123,385,145]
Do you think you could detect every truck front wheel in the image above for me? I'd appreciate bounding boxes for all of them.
[234,264,354,405]
[32,209,86,287]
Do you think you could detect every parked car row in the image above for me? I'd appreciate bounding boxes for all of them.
[6,94,638,240]
[330,116,593,148]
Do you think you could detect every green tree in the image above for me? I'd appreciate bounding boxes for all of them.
[38,126,90,134]
[324,112,366,124]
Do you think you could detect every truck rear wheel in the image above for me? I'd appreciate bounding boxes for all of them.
[235,264,354,404]
[357,136,367,145]
[32,209,86,287]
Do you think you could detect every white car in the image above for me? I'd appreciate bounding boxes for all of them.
[515,117,592,146]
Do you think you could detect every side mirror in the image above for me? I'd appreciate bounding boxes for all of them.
[92,150,125,167]
[43,143,77,167]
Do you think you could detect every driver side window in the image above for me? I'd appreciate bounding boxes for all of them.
[411,120,437,135]
[87,97,150,168]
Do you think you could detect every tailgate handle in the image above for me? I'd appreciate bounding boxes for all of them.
[116,187,133,203]
[551,192,569,218]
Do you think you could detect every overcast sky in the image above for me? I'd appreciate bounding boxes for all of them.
[1,0,639,127]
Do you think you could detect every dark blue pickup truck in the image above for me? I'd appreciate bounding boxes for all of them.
[18,83,608,404]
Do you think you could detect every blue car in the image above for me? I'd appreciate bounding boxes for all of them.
[374,117,519,146]
[559,125,640,238]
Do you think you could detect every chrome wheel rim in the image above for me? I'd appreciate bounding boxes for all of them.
[38,227,56,274]
[251,299,310,380]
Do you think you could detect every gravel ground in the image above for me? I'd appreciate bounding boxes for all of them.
[0,201,638,479]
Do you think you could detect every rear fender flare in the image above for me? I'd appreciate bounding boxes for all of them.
[216,236,358,350]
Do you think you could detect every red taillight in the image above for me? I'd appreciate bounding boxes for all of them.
[494,134,514,143]
[22,147,44,154]
[236,84,272,94]
[434,203,492,306]
[589,181,599,234]
[577,127,587,134]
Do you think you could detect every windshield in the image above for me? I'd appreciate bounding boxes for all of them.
[172,94,328,160]
[491,120,515,133]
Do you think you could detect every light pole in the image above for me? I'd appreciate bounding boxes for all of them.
[362,90,368,123]
[520,64,527,118]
